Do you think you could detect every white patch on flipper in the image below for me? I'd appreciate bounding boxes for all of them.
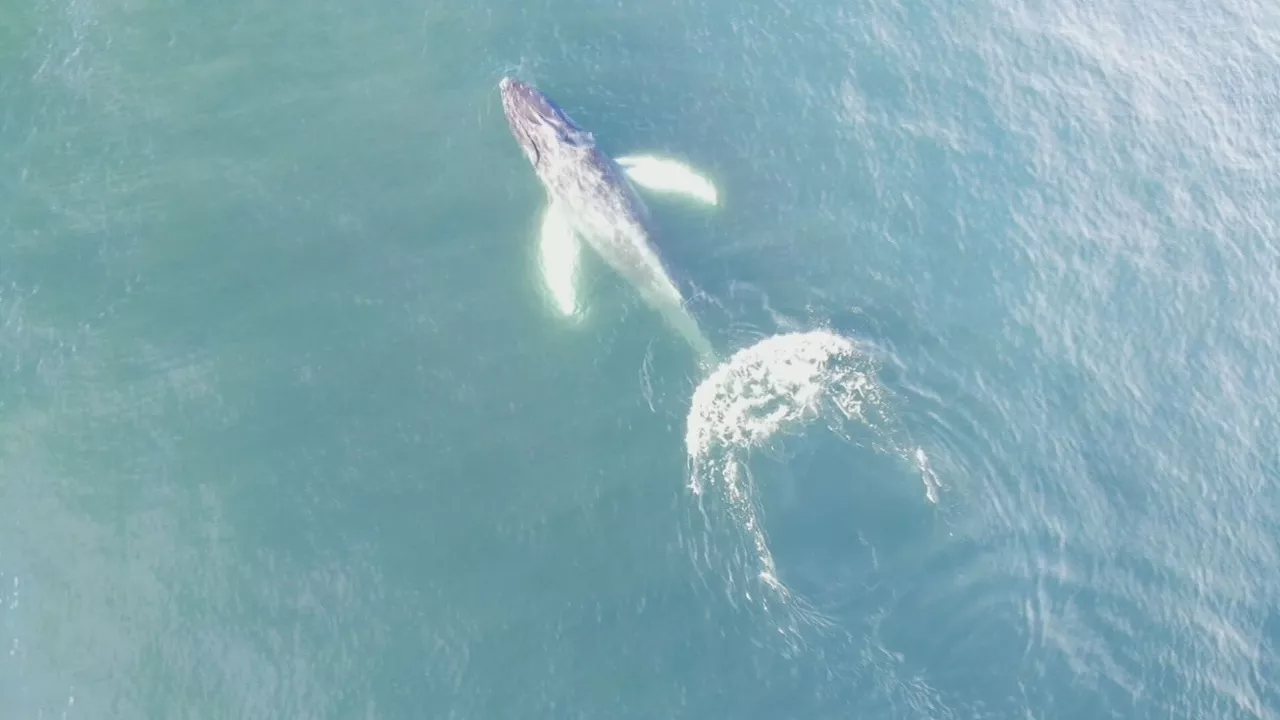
[616,154,720,206]
[536,200,583,318]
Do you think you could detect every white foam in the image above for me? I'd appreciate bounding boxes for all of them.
[684,330,888,593]
[683,329,948,609]
[686,331,880,473]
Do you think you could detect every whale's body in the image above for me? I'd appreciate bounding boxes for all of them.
[499,77,717,366]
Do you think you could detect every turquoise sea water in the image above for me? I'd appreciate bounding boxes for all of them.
[3,0,1279,717]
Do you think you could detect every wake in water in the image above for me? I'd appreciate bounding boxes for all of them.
[684,329,938,613]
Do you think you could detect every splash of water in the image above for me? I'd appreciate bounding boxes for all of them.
[683,328,942,606]
[684,331,889,587]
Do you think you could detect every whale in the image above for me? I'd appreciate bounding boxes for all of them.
[498,77,720,369]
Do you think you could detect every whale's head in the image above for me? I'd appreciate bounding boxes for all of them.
[499,77,593,169]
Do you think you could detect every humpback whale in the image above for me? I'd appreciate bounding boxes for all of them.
[499,77,720,368]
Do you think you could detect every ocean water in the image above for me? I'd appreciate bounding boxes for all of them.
[2,0,1279,717]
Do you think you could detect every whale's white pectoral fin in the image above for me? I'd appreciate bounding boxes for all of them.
[615,154,720,207]
[537,200,584,319]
